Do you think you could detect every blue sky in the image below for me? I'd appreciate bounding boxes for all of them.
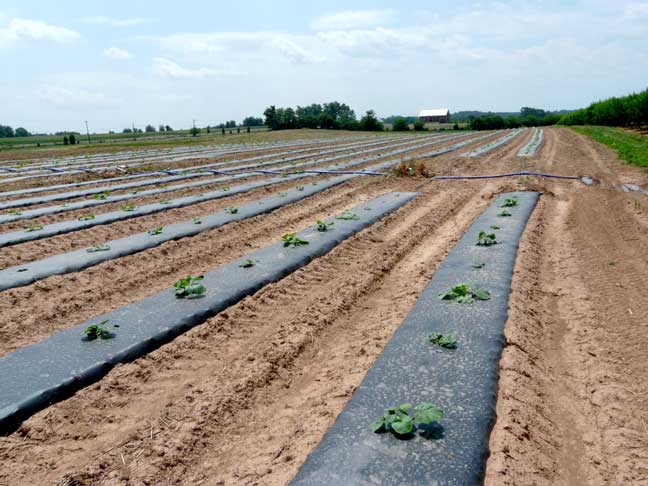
[2,0,647,133]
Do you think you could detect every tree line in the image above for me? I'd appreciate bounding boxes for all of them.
[558,88,648,127]
[263,102,384,131]
[0,125,32,138]
[467,107,562,130]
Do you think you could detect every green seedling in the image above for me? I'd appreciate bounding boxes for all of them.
[439,283,491,304]
[222,186,230,192]
[296,185,305,191]
[370,403,444,436]
[121,203,137,212]
[476,231,498,246]
[78,213,95,221]
[24,224,44,232]
[83,320,113,340]
[224,206,239,214]
[193,217,202,224]
[147,227,164,235]
[159,199,171,204]
[501,197,518,207]
[490,225,500,230]
[282,233,309,247]
[498,209,512,217]
[87,243,111,252]
[7,209,21,215]
[429,333,457,349]
[316,220,334,232]
[278,192,288,197]
[472,263,486,269]
[238,259,256,268]
[335,211,360,221]
[92,191,110,200]
[173,275,206,298]
[17,268,28,272]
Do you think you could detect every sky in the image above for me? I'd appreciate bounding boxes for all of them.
[1,0,647,133]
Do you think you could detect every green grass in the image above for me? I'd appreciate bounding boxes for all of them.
[572,126,648,168]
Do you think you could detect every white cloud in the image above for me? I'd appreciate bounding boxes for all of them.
[0,18,79,44]
[152,57,226,79]
[82,16,152,27]
[103,47,132,60]
[311,9,394,31]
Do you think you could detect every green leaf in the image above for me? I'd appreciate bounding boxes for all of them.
[369,418,386,433]
[471,286,491,300]
[413,403,444,425]
[472,263,485,269]
[429,332,457,349]
[239,259,255,268]
[281,233,309,247]
[391,415,414,435]
[173,275,206,298]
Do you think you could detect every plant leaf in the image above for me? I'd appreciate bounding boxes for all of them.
[413,403,444,425]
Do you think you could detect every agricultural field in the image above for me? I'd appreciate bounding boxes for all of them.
[0,126,647,486]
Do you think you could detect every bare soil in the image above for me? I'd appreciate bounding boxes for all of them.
[0,128,646,485]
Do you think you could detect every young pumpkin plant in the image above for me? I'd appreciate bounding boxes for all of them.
[173,275,206,298]
[316,220,334,232]
[429,333,457,349]
[498,209,512,217]
[147,227,164,235]
[78,213,96,221]
[83,320,115,340]
[476,231,498,246]
[501,197,518,207]
[439,283,491,304]
[370,403,444,436]
[281,233,309,247]
[121,203,137,212]
[24,224,44,232]
[238,258,256,268]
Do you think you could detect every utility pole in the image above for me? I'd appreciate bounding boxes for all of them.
[84,121,91,144]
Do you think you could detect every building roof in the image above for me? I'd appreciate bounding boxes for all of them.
[418,108,450,117]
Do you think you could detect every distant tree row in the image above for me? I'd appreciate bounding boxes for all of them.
[0,125,32,137]
[559,88,648,127]
[468,107,562,130]
[263,102,384,132]
[122,125,173,134]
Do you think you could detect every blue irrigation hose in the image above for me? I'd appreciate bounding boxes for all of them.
[431,171,582,181]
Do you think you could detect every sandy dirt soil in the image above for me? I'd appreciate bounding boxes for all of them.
[0,127,646,485]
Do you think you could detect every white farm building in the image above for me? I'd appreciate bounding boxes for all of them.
[418,109,451,123]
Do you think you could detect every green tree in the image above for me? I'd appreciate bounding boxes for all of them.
[69,134,77,144]
[413,119,426,131]
[14,127,30,137]
[359,110,384,132]
[0,125,15,137]
[392,117,410,131]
